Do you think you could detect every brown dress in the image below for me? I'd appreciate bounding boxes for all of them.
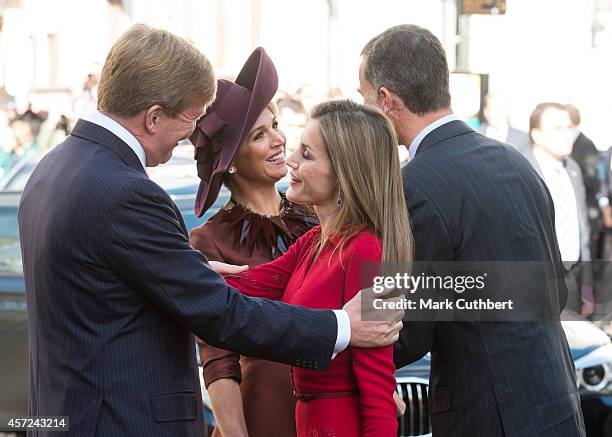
[189,193,317,437]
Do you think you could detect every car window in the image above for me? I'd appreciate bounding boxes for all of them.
[0,206,22,275]
[2,162,38,192]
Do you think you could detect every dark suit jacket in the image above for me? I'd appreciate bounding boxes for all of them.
[572,132,601,232]
[396,120,585,436]
[18,120,337,437]
[603,147,612,205]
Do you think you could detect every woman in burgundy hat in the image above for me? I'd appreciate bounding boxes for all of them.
[189,47,315,437]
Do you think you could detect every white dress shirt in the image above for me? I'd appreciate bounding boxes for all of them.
[485,124,509,143]
[408,113,459,160]
[80,112,351,357]
[82,111,147,170]
[533,148,581,262]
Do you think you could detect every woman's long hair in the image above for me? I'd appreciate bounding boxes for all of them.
[310,99,413,265]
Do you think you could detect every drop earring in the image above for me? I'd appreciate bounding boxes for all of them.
[336,186,343,207]
[228,166,237,174]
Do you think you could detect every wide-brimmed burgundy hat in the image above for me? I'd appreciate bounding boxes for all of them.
[190,47,278,217]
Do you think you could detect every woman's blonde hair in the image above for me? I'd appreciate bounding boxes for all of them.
[98,24,216,117]
[311,99,413,265]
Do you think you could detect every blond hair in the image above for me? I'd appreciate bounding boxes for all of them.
[98,24,216,117]
[310,99,413,265]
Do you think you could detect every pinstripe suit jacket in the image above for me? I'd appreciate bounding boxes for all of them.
[18,120,337,437]
[395,120,585,436]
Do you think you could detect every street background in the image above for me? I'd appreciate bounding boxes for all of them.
[3,2,612,436]
[1,0,612,150]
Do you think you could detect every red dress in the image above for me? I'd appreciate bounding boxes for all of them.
[225,226,397,437]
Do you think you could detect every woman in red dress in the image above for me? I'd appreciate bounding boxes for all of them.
[224,99,413,436]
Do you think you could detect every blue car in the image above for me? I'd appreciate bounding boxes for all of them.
[1,153,612,436]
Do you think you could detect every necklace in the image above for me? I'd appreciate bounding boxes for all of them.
[219,192,318,258]
[228,195,288,219]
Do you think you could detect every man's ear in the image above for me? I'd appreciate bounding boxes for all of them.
[530,129,540,146]
[378,87,402,115]
[144,105,163,133]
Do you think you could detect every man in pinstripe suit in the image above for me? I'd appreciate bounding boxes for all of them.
[17,25,402,437]
[359,25,585,436]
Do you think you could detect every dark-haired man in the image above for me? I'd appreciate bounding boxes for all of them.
[359,24,585,436]
[529,102,594,316]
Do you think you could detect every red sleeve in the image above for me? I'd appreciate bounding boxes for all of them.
[345,234,397,437]
[225,227,317,300]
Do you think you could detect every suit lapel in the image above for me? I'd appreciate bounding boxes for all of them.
[415,120,474,157]
[565,160,582,194]
[70,119,147,176]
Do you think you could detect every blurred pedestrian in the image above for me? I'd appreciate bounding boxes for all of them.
[566,103,603,258]
[597,147,612,316]
[0,109,17,177]
[73,73,98,119]
[600,147,612,231]
[7,117,39,166]
[55,114,70,137]
[277,96,308,154]
[530,102,594,316]
[18,103,46,141]
[477,93,531,153]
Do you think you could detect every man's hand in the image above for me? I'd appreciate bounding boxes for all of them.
[394,391,407,417]
[209,260,249,276]
[343,290,404,348]
[581,285,595,317]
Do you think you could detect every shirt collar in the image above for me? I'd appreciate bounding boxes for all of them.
[485,124,509,140]
[82,111,147,170]
[533,147,565,171]
[408,113,458,160]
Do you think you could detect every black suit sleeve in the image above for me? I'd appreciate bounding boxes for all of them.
[573,135,600,205]
[100,178,337,370]
[604,149,612,203]
[394,176,454,368]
